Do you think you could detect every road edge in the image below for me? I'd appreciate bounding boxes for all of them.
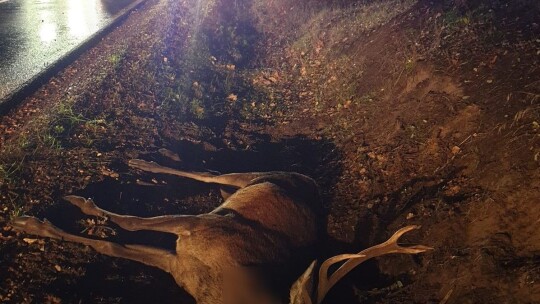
[0,0,149,115]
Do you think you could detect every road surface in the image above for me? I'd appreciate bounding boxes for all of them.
[0,0,136,101]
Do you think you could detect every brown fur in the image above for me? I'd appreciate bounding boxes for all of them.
[11,160,322,304]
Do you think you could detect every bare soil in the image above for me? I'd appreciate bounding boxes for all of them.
[0,0,539,303]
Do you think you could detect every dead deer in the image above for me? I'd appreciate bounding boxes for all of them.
[11,159,431,304]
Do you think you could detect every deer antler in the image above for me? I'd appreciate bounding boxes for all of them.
[290,254,366,304]
[290,261,317,304]
[315,225,432,304]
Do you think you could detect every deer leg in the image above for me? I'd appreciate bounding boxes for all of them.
[11,216,175,273]
[129,159,265,189]
[64,195,198,235]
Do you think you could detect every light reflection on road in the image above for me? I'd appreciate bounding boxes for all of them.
[68,0,99,39]
[0,0,135,100]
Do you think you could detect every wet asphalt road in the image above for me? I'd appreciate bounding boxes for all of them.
[0,0,135,101]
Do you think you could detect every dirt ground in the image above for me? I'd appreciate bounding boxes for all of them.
[0,0,539,303]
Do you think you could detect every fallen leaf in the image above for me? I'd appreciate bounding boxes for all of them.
[136,180,156,186]
[101,168,119,179]
[23,238,38,245]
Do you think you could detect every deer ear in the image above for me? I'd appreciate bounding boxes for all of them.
[290,260,317,304]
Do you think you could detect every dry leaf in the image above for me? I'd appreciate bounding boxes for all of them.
[23,238,38,244]
[44,294,62,304]
[101,168,119,179]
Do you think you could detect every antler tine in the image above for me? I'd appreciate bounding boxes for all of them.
[315,225,433,304]
[290,261,317,304]
[383,225,433,254]
[314,253,364,302]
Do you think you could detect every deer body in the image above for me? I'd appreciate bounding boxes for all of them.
[167,173,322,303]
[12,158,431,304]
[12,161,322,304]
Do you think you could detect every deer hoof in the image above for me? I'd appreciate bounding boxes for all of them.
[128,159,160,172]
[10,216,45,233]
[64,196,101,217]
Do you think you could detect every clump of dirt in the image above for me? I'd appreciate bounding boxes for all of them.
[0,0,538,303]
[248,0,539,302]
